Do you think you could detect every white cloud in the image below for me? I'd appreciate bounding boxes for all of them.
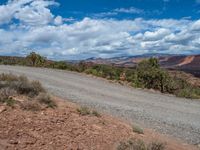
[0,0,58,26]
[143,28,171,41]
[114,7,144,14]
[54,16,63,25]
[0,0,200,59]
[92,7,144,18]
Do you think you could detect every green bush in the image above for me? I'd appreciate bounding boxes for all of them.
[51,61,74,70]
[26,52,46,66]
[176,87,200,99]
[135,58,171,92]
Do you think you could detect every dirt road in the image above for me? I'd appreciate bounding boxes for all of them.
[0,65,200,145]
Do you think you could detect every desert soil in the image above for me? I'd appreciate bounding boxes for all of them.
[0,97,198,150]
[0,65,200,146]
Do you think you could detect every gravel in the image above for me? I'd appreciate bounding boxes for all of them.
[0,65,200,145]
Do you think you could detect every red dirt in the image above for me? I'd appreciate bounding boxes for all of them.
[0,97,198,150]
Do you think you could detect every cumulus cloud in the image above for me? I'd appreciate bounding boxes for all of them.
[0,0,200,59]
[54,16,63,25]
[0,0,58,26]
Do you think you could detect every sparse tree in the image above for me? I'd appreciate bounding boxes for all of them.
[26,52,46,66]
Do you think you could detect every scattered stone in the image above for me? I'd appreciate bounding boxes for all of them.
[9,140,18,145]
[0,106,6,113]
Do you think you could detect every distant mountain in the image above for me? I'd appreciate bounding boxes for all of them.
[84,54,200,77]
[84,53,176,67]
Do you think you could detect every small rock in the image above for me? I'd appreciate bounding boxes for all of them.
[9,140,18,145]
[0,106,6,113]
[197,144,200,149]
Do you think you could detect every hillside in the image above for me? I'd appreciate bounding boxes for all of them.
[2,98,198,150]
[0,73,198,150]
[84,54,200,77]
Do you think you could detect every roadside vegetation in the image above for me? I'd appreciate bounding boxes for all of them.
[0,52,200,99]
[77,106,101,117]
[117,139,165,150]
[0,73,56,110]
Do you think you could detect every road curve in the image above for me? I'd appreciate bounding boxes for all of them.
[0,65,200,144]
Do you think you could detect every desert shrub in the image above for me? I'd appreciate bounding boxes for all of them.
[31,81,46,94]
[117,139,146,150]
[92,110,101,117]
[0,73,54,109]
[5,98,16,107]
[26,52,46,66]
[125,69,137,82]
[0,73,19,82]
[147,142,165,150]
[77,106,91,115]
[52,61,70,70]
[8,76,45,97]
[20,100,41,111]
[117,139,165,150]
[77,106,101,117]
[85,68,99,76]
[132,125,144,134]
[0,88,16,106]
[0,88,16,101]
[176,87,200,99]
[36,93,56,108]
[84,64,123,80]
[135,58,171,92]
[76,61,88,72]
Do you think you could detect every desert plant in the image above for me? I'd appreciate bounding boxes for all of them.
[132,125,144,134]
[0,88,16,104]
[77,106,91,115]
[26,52,46,66]
[176,87,200,99]
[0,73,19,82]
[36,93,56,108]
[117,139,165,150]
[20,100,41,111]
[147,142,165,150]
[92,110,101,117]
[5,97,16,107]
[77,106,101,117]
[117,139,146,150]
[8,76,45,97]
[0,73,55,109]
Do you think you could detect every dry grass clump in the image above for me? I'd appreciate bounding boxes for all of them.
[148,141,166,150]
[117,139,165,150]
[117,139,146,150]
[0,73,56,110]
[20,100,42,111]
[36,93,56,108]
[132,124,144,134]
[77,106,101,117]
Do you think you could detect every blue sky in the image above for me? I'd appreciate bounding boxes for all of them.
[0,0,200,60]
[53,0,200,20]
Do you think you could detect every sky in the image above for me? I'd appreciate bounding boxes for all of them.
[0,0,200,60]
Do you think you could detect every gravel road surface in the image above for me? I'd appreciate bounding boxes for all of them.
[0,65,200,145]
